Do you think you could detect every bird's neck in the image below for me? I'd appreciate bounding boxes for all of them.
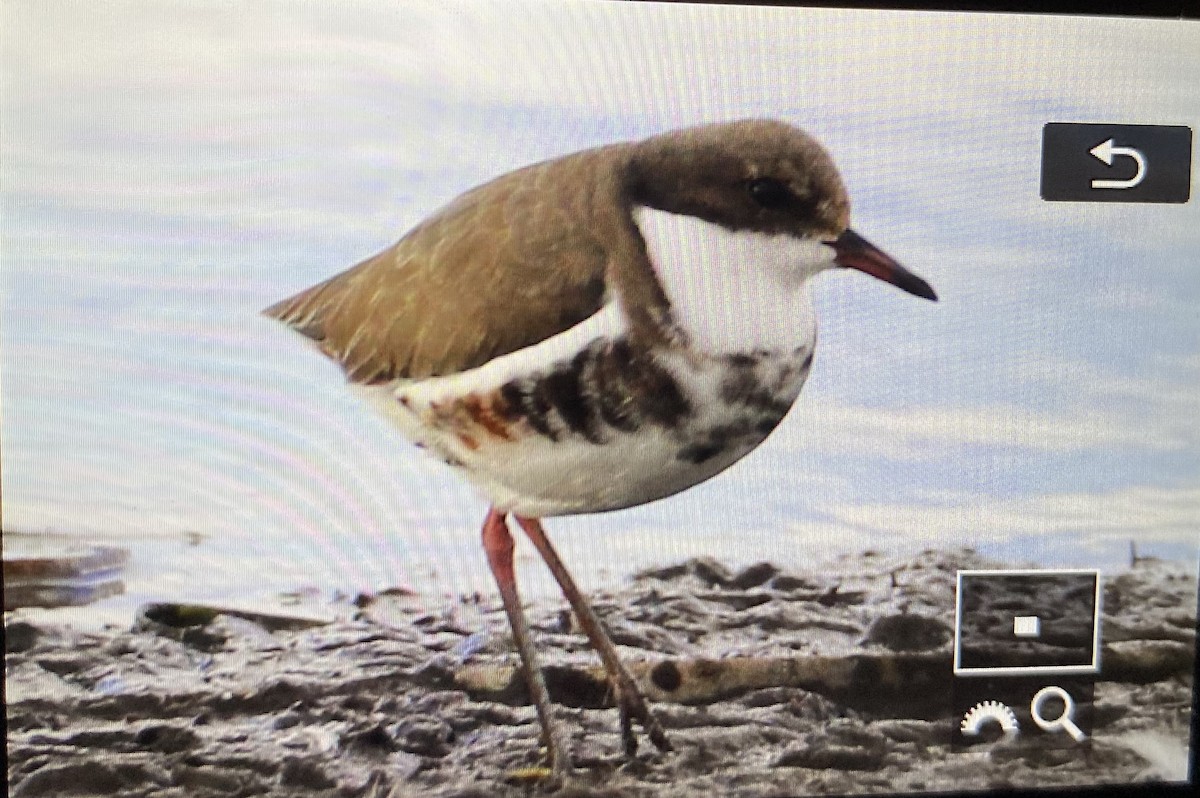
[633,206,822,357]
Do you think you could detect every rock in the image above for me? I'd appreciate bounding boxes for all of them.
[345,723,397,754]
[5,620,40,653]
[730,562,780,590]
[133,722,200,753]
[11,761,125,797]
[687,557,733,587]
[775,721,888,770]
[865,614,951,652]
[395,715,454,758]
[696,590,773,611]
[769,574,821,592]
[134,603,226,651]
[172,764,248,793]
[774,742,886,770]
[635,563,689,581]
[1102,639,1194,681]
[279,756,337,789]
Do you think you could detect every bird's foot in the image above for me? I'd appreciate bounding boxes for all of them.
[613,670,671,756]
[529,676,575,784]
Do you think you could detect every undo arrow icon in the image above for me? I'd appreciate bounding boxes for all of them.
[1089,138,1146,189]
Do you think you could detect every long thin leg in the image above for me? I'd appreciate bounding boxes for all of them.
[481,508,572,779]
[514,514,671,756]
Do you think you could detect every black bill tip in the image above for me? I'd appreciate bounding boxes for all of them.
[891,268,939,302]
[830,229,938,302]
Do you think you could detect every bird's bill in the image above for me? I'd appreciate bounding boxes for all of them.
[829,229,938,301]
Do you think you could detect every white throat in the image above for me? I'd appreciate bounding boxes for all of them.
[633,206,829,355]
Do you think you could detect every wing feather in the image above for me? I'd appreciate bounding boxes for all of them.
[264,155,617,383]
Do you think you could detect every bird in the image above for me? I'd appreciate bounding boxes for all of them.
[264,119,936,780]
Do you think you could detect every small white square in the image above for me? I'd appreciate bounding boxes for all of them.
[1013,615,1041,638]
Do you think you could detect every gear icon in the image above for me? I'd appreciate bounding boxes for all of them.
[960,700,1020,738]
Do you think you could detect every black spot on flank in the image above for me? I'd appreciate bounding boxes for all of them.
[720,367,794,418]
[650,660,683,692]
[518,381,558,441]
[719,369,760,406]
[684,418,779,462]
[538,366,602,443]
[607,338,635,372]
[571,345,593,372]
[640,381,689,427]
[594,383,638,432]
[725,353,761,369]
[592,342,640,432]
[677,442,725,464]
[755,418,780,436]
[624,353,689,427]
[496,381,525,422]
[764,395,795,417]
[580,337,692,433]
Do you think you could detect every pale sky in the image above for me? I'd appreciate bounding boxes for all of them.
[3,1,1198,607]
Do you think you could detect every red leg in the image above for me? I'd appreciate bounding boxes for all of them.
[514,514,670,755]
[481,508,572,778]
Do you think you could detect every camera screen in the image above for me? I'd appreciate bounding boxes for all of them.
[4,2,1196,795]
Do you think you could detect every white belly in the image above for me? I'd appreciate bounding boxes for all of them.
[353,342,814,517]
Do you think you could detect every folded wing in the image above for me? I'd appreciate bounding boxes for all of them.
[264,157,620,384]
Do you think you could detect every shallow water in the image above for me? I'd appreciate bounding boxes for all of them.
[8,516,1194,635]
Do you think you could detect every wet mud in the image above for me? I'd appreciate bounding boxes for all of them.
[5,550,1195,796]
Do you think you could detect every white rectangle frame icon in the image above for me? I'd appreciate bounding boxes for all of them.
[953,568,1102,676]
[1013,615,1041,638]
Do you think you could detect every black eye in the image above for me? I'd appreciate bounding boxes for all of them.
[747,177,792,209]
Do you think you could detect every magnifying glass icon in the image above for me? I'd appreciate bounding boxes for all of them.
[1031,685,1087,742]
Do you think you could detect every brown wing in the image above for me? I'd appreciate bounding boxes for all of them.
[264,153,623,383]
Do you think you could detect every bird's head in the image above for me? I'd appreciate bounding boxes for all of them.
[626,119,937,302]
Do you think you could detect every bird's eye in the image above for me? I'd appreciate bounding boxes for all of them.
[746,177,792,209]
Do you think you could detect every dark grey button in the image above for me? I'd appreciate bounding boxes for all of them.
[1041,123,1192,203]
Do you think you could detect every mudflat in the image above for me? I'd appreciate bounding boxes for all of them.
[6,550,1194,796]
